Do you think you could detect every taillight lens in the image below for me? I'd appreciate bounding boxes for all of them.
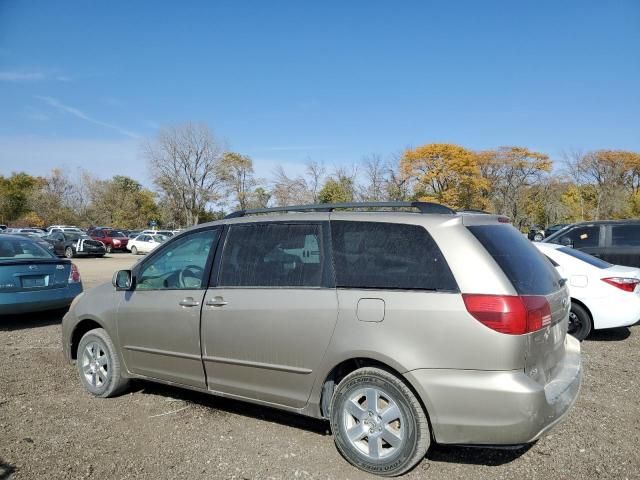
[601,277,640,293]
[68,263,81,283]
[462,294,552,335]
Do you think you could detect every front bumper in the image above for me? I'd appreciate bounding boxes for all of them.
[405,336,582,445]
[0,283,83,315]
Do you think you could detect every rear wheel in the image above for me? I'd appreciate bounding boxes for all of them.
[77,328,129,398]
[330,367,430,476]
[533,233,544,241]
[64,247,74,259]
[569,302,592,341]
[131,246,138,255]
[105,244,112,253]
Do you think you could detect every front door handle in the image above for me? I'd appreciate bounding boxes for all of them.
[206,297,228,307]
[179,297,200,307]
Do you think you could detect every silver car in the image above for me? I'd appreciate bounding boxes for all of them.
[62,202,581,476]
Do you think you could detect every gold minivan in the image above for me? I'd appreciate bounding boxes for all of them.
[62,202,581,476]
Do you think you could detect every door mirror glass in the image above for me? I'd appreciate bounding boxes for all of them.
[113,270,133,290]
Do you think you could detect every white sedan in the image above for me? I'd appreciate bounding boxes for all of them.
[127,234,167,255]
[535,242,640,340]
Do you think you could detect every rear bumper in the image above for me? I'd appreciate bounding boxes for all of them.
[0,283,83,315]
[582,294,640,330]
[405,335,581,445]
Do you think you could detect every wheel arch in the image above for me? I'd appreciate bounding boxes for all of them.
[570,297,594,325]
[70,317,106,360]
[318,357,436,442]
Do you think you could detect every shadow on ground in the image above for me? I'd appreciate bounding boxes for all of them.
[135,381,330,436]
[0,459,16,480]
[0,309,66,332]
[588,326,631,342]
[427,443,532,466]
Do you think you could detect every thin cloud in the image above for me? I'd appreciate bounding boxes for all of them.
[0,71,46,82]
[35,95,139,138]
[257,145,332,152]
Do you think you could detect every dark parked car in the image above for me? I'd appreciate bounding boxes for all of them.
[0,234,83,315]
[87,229,129,253]
[47,232,106,258]
[544,220,640,268]
[528,223,569,242]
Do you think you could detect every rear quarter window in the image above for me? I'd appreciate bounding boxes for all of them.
[331,221,458,291]
[468,225,561,295]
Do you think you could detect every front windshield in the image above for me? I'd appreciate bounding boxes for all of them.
[558,247,612,269]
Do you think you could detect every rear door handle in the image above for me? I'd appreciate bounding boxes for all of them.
[206,297,228,307]
[179,298,200,307]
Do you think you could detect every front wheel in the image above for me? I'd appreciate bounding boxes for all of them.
[330,367,430,476]
[569,302,592,341]
[77,328,129,398]
[131,246,138,255]
[533,233,544,242]
[105,244,112,253]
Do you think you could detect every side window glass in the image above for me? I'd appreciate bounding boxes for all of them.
[137,229,219,291]
[563,226,600,248]
[612,225,640,247]
[219,224,324,287]
[331,221,458,291]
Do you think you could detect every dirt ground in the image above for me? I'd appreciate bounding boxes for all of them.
[1,254,639,479]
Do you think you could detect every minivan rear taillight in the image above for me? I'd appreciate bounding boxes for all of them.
[601,277,640,293]
[462,294,552,335]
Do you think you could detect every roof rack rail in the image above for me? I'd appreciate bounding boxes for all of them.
[224,201,456,219]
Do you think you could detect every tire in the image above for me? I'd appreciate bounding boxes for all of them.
[77,328,129,398]
[105,244,112,253]
[330,367,430,477]
[533,233,544,242]
[131,246,138,255]
[64,247,74,259]
[568,302,592,341]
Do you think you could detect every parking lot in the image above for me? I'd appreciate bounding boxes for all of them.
[1,254,639,479]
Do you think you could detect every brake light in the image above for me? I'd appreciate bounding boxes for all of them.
[68,263,81,283]
[462,294,552,335]
[601,277,640,293]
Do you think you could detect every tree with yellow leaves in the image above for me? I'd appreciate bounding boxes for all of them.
[476,147,551,228]
[400,143,487,210]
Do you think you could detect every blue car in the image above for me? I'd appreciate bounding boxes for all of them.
[0,234,83,315]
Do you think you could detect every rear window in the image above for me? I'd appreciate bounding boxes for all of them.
[0,237,54,260]
[558,247,612,269]
[612,225,640,247]
[468,225,561,295]
[331,221,458,291]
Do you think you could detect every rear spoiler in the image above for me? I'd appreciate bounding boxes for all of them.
[458,212,511,226]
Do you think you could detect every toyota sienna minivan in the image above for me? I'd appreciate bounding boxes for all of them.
[62,202,582,476]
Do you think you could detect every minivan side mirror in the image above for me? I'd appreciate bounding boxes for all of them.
[112,270,133,290]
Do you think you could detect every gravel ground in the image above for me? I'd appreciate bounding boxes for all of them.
[1,254,639,479]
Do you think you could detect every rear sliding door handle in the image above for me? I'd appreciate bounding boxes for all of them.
[206,297,228,307]
[179,298,200,307]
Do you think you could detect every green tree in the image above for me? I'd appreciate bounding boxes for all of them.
[0,172,40,223]
[319,177,354,204]
[218,152,256,210]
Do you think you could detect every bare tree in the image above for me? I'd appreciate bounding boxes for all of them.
[145,123,225,226]
[305,160,326,203]
[270,165,311,206]
[359,154,388,201]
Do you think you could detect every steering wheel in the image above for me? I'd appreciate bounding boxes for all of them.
[178,265,205,289]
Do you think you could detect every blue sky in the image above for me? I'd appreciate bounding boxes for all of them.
[1,1,639,183]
